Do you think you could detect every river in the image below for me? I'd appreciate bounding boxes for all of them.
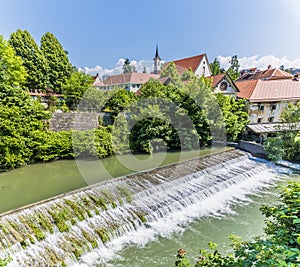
[0,148,227,214]
[0,148,298,267]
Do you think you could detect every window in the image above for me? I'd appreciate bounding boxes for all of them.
[259,105,264,111]
[268,117,274,122]
[257,118,262,123]
[271,104,276,111]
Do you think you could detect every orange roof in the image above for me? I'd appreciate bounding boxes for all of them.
[235,80,259,99]
[162,54,206,75]
[103,73,160,86]
[237,68,292,81]
[171,54,205,73]
[250,79,300,102]
[207,73,226,87]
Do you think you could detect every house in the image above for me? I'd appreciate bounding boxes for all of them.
[92,73,104,87]
[236,74,300,141]
[29,90,64,107]
[97,72,160,93]
[237,66,293,81]
[163,53,212,77]
[207,73,239,97]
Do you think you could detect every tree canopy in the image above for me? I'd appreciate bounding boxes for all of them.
[9,29,49,90]
[264,102,300,162]
[0,35,27,90]
[227,55,240,81]
[41,32,73,92]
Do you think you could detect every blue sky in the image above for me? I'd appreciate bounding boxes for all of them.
[1,0,300,73]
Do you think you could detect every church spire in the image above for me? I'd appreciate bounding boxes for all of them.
[153,45,161,74]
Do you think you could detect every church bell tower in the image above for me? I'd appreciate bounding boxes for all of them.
[153,45,161,74]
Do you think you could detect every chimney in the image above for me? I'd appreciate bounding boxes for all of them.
[293,74,299,81]
[267,65,271,70]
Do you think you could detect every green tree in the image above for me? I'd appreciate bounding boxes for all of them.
[182,67,195,81]
[0,35,27,89]
[215,93,249,141]
[41,32,73,92]
[0,257,10,267]
[209,58,224,76]
[264,102,300,161]
[104,88,137,120]
[62,70,94,109]
[227,55,240,80]
[9,29,49,90]
[160,62,182,86]
[123,58,136,73]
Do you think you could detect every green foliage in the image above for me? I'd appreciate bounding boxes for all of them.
[62,70,94,109]
[182,68,195,81]
[264,102,300,161]
[9,29,49,90]
[227,55,240,81]
[0,35,27,89]
[104,88,137,120]
[209,58,224,76]
[176,182,300,266]
[40,32,73,92]
[123,58,136,73]
[160,62,182,86]
[0,257,11,267]
[215,93,249,141]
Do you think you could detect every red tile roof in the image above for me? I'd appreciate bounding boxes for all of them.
[207,73,226,88]
[237,68,292,81]
[171,54,205,73]
[250,79,300,102]
[103,73,160,86]
[235,80,259,99]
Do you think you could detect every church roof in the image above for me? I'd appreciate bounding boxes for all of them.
[171,54,206,73]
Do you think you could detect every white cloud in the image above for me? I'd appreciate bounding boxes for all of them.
[79,58,157,79]
[81,55,300,79]
[217,55,300,71]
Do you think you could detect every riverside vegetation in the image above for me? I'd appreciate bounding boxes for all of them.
[174,182,300,267]
[0,29,299,266]
[0,31,249,171]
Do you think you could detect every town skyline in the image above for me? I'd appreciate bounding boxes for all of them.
[1,0,300,73]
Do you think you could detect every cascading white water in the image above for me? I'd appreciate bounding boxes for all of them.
[0,150,287,267]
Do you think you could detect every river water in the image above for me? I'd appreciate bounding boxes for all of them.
[75,159,299,267]
[0,148,225,214]
[0,148,298,267]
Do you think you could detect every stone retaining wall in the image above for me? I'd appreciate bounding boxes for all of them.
[49,112,99,131]
[238,140,267,158]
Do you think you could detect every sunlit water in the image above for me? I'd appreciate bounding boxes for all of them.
[0,148,226,214]
[0,149,299,267]
[71,157,299,267]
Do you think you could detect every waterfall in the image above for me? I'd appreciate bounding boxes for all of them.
[0,150,283,267]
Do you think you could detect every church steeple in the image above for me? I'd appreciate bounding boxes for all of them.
[153,45,161,74]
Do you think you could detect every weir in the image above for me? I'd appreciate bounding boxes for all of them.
[0,149,279,266]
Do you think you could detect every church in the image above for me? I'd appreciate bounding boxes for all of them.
[94,46,239,96]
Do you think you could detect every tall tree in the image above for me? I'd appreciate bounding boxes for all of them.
[227,55,240,80]
[209,58,224,75]
[160,62,182,86]
[123,58,136,73]
[0,35,27,90]
[40,32,73,93]
[9,29,49,91]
